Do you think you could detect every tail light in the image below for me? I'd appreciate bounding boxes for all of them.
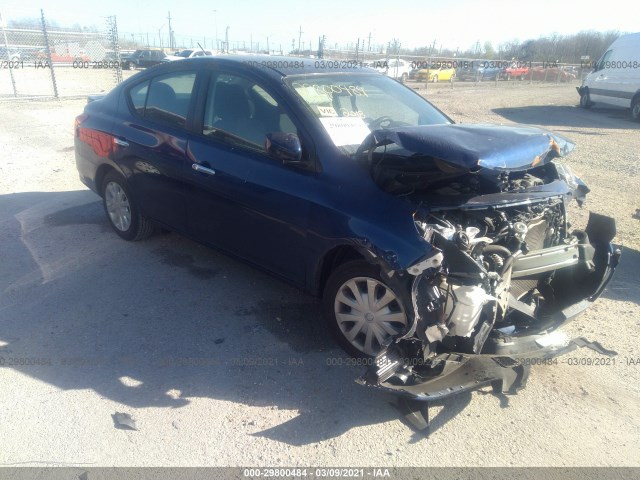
[74,114,87,137]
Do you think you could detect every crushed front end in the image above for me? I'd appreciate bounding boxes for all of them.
[356,124,620,403]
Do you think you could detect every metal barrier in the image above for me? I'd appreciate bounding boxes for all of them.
[0,9,124,98]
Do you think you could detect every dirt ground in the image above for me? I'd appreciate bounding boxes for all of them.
[0,82,639,468]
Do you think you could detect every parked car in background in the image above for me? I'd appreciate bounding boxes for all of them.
[35,50,90,63]
[0,47,21,63]
[456,61,503,81]
[503,62,530,80]
[578,32,640,121]
[375,58,412,83]
[74,56,619,406]
[122,49,166,69]
[529,66,576,82]
[415,64,456,82]
[162,49,215,62]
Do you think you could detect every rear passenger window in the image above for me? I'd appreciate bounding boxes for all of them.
[129,81,149,114]
[128,72,196,129]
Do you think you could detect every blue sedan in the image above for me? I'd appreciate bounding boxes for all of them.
[75,56,618,401]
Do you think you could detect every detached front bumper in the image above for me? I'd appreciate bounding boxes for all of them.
[358,214,620,401]
[357,332,617,401]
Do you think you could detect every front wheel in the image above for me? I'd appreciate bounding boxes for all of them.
[101,171,154,241]
[631,96,640,122]
[579,88,593,109]
[322,261,410,358]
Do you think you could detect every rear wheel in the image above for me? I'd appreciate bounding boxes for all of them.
[322,261,410,358]
[102,171,154,241]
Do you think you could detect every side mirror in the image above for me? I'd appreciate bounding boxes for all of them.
[265,132,303,164]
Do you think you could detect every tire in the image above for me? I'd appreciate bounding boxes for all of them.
[520,74,526,81]
[101,171,154,241]
[400,73,408,84]
[449,73,456,83]
[432,75,438,83]
[579,88,593,109]
[322,260,411,358]
[631,96,640,122]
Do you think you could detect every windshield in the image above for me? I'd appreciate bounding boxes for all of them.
[176,50,193,58]
[286,73,451,154]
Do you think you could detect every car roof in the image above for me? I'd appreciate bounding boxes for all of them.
[166,55,376,77]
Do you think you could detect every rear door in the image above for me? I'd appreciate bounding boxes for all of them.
[110,69,199,231]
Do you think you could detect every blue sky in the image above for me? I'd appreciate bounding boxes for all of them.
[2,0,636,51]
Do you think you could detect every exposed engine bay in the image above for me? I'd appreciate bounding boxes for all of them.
[354,124,620,425]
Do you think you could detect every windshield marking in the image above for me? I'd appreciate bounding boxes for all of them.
[318,117,371,147]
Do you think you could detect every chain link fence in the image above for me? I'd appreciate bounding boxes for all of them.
[0,9,126,98]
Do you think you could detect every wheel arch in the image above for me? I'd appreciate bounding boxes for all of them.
[314,245,367,297]
[95,164,119,196]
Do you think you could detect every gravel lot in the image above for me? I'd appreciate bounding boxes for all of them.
[0,82,639,468]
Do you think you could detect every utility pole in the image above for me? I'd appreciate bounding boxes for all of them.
[298,25,303,55]
[367,32,371,52]
[167,11,173,50]
[212,10,218,51]
[225,26,229,53]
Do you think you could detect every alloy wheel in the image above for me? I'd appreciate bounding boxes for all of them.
[105,181,132,232]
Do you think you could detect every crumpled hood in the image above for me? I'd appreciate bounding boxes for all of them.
[358,124,575,171]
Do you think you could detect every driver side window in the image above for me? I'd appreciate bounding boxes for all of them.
[202,73,297,151]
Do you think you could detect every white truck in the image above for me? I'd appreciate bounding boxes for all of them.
[578,33,640,121]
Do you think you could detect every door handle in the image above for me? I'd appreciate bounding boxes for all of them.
[192,163,216,176]
[113,138,129,147]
